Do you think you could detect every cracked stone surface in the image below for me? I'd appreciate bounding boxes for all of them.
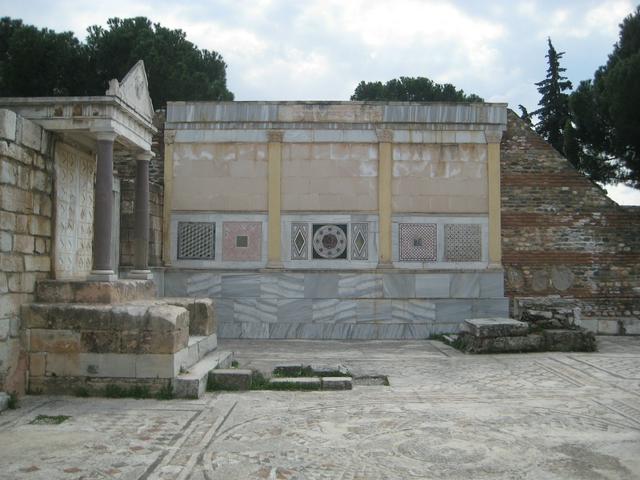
[0,336,639,479]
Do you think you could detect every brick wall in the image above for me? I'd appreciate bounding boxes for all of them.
[501,111,640,334]
[116,110,165,267]
[0,109,54,393]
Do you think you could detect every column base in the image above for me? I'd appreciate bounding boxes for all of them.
[87,270,118,282]
[266,261,283,269]
[128,269,154,280]
[376,262,394,269]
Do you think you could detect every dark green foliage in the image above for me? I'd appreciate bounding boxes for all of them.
[533,38,572,154]
[30,415,71,425]
[569,7,640,187]
[73,387,90,398]
[351,76,483,102]
[0,16,233,107]
[7,391,18,409]
[103,384,151,399]
[155,383,174,400]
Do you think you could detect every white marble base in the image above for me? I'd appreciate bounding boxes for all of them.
[128,270,154,280]
[88,270,118,282]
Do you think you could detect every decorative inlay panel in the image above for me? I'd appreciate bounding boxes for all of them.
[54,143,95,279]
[223,222,262,261]
[291,223,308,260]
[351,223,369,260]
[312,224,348,259]
[445,224,481,262]
[399,223,437,262]
[177,222,215,260]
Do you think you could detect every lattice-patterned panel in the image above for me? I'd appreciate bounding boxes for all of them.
[291,223,308,260]
[351,223,369,260]
[177,222,215,260]
[399,223,437,262]
[222,222,262,261]
[445,224,481,262]
[312,224,348,259]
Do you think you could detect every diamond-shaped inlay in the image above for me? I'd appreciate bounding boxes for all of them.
[351,223,369,260]
[291,223,308,260]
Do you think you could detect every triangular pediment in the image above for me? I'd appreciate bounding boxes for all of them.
[106,60,154,121]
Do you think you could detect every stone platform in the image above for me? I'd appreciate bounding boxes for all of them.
[21,280,225,398]
[165,269,508,339]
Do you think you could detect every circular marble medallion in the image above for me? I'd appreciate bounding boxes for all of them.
[313,224,347,259]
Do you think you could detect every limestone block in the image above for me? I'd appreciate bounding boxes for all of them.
[0,185,33,213]
[29,329,81,353]
[165,297,216,336]
[0,293,30,318]
[209,369,252,390]
[18,117,42,151]
[8,272,37,293]
[542,329,596,352]
[23,255,50,272]
[29,215,51,236]
[29,352,46,377]
[0,318,9,341]
[0,211,16,231]
[135,354,176,378]
[80,330,122,353]
[79,353,136,378]
[0,109,17,141]
[35,279,156,304]
[45,352,81,376]
[12,234,34,254]
[460,333,543,354]
[0,231,11,252]
[21,303,113,330]
[321,377,353,390]
[464,318,529,338]
[0,273,7,294]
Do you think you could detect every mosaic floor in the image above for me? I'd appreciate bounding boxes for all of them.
[1,336,639,479]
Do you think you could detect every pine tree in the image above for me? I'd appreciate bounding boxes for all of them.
[534,38,573,153]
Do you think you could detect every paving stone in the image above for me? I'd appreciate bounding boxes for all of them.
[269,377,321,390]
[464,317,529,338]
[209,369,252,391]
[321,377,353,390]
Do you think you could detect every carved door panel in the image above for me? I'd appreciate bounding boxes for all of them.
[53,143,96,279]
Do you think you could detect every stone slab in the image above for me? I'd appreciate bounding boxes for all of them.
[542,329,597,352]
[459,333,544,354]
[464,318,529,338]
[321,377,353,390]
[209,369,252,391]
[269,377,321,390]
[36,279,157,304]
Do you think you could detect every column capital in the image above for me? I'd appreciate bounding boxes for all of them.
[267,130,284,143]
[137,151,154,162]
[376,129,393,143]
[93,130,117,142]
[484,129,503,144]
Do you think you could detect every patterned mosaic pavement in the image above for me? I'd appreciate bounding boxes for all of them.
[1,336,639,479]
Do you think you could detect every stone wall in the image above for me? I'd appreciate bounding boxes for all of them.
[0,109,53,393]
[500,111,640,334]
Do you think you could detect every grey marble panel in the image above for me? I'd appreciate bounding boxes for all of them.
[269,323,301,339]
[214,299,234,324]
[356,300,392,323]
[240,322,269,339]
[261,273,305,299]
[221,274,261,297]
[323,324,352,339]
[312,299,340,323]
[449,273,480,298]
[234,299,277,324]
[415,274,450,298]
[479,272,505,297]
[218,322,241,338]
[377,324,407,339]
[435,299,473,322]
[337,274,383,298]
[304,274,339,298]
[472,298,509,318]
[403,324,430,339]
[297,323,325,339]
[335,301,358,323]
[383,274,416,298]
[392,300,436,323]
[429,322,463,335]
[278,299,313,323]
[187,272,221,297]
[164,272,189,296]
[350,324,379,340]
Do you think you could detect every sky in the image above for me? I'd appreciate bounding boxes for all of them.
[2,0,639,204]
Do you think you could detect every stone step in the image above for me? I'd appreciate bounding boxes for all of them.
[36,279,157,304]
[176,334,219,372]
[172,350,234,399]
[464,317,529,338]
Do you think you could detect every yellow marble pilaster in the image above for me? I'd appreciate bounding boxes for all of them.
[267,131,284,267]
[377,129,393,266]
[486,129,503,267]
[162,130,176,265]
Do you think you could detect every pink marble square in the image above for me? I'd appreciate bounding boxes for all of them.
[222,222,262,261]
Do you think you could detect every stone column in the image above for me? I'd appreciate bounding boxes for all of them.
[267,130,283,268]
[377,129,393,267]
[486,129,503,267]
[89,131,118,281]
[129,151,154,280]
[162,130,175,265]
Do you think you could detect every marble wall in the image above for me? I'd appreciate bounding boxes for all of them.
[164,270,507,339]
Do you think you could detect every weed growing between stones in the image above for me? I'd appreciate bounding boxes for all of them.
[231,360,239,368]
[8,391,19,409]
[30,415,70,425]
